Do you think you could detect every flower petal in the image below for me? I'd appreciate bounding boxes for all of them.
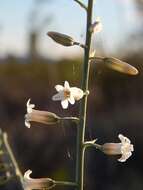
[55,85,64,92]
[61,99,69,109]
[26,99,35,113]
[118,151,132,162]
[118,134,131,144]
[25,120,31,128]
[64,81,70,89]
[52,92,64,101]
[68,96,75,105]
[27,99,31,107]
[70,87,84,100]
[24,170,32,179]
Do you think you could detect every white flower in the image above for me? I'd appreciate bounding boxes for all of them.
[101,134,134,162]
[90,17,102,33]
[52,81,84,109]
[118,134,134,162]
[25,99,35,128]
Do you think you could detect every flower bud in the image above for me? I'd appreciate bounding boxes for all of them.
[47,31,76,46]
[104,57,138,75]
[25,99,60,128]
[23,170,55,190]
[90,56,139,75]
[25,110,60,128]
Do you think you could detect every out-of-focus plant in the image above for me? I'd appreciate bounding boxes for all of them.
[22,1,139,190]
[0,129,23,188]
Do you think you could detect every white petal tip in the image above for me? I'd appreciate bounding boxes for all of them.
[26,99,35,113]
[64,81,70,89]
[118,159,126,162]
[25,120,31,128]
[26,99,31,107]
[62,106,68,110]
[61,100,69,109]
[55,85,64,92]
[24,170,32,179]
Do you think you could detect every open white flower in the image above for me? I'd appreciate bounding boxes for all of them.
[52,81,84,109]
[118,134,134,162]
[101,134,134,162]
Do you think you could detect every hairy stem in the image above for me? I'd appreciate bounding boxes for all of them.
[76,1,94,190]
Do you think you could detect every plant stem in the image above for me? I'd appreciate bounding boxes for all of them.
[55,180,78,187]
[76,1,94,190]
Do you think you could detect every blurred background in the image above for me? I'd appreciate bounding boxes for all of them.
[0,0,143,189]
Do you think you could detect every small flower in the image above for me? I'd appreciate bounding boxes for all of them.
[25,99,60,128]
[118,134,134,162]
[23,170,55,190]
[90,17,102,33]
[52,81,84,109]
[101,134,134,162]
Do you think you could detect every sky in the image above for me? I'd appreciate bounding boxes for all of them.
[0,0,138,60]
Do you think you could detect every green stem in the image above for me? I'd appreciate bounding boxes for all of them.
[55,180,78,187]
[76,1,94,190]
[60,117,79,123]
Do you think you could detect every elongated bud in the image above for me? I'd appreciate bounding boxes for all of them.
[103,57,138,75]
[23,170,55,190]
[47,31,75,46]
[90,56,138,75]
[47,31,85,48]
[25,110,60,128]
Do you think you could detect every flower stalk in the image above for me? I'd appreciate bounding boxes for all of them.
[76,1,94,190]
[73,0,88,11]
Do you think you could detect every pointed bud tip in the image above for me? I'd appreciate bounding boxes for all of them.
[104,57,139,75]
[46,31,75,46]
[47,31,52,36]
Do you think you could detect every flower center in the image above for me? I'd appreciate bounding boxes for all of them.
[64,89,71,98]
[121,144,132,154]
